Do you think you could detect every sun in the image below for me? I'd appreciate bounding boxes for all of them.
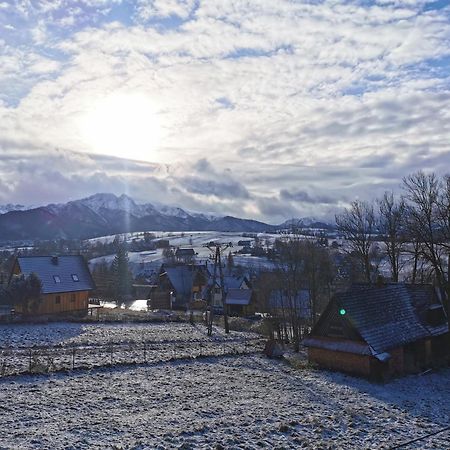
[79,92,161,161]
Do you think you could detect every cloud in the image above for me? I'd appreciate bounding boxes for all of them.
[0,0,449,221]
[280,189,337,205]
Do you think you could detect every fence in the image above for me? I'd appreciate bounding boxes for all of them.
[0,337,265,378]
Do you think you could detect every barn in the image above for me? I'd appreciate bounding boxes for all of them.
[10,255,95,316]
[304,283,449,379]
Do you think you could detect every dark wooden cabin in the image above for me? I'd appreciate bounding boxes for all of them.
[153,264,208,309]
[304,283,449,379]
[10,255,95,316]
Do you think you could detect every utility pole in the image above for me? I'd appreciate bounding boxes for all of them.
[205,242,232,335]
[447,253,450,325]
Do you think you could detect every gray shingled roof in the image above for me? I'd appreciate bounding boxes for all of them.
[175,248,195,257]
[165,266,194,298]
[334,283,448,354]
[223,275,246,290]
[16,256,95,295]
[225,289,252,305]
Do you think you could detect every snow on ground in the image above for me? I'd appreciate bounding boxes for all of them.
[88,231,279,275]
[0,322,262,376]
[0,355,448,449]
[0,322,259,349]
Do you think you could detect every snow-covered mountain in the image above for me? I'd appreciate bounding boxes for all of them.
[0,203,32,215]
[47,194,200,220]
[48,193,151,219]
[0,193,333,241]
[0,193,275,241]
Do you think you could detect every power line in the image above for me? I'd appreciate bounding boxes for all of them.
[389,425,450,449]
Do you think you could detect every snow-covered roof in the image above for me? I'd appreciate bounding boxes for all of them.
[15,255,95,295]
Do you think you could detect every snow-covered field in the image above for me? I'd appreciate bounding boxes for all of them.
[0,322,262,376]
[0,322,258,348]
[88,231,279,275]
[0,355,448,449]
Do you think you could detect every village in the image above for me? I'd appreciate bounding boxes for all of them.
[0,177,449,447]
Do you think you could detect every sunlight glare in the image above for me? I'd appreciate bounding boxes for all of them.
[79,93,161,161]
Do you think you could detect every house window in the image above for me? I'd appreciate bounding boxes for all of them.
[71,294,76,303]
[55,295,61,305]
[71,274,79,282]
[53,275,61,283]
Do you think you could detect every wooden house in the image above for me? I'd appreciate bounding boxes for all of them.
[304,283,449,379]
[155,264,208,309]
[175,248,196,263]
[202,274,251,312]
[10,255,95,316]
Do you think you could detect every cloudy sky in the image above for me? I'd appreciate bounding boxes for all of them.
[1,0,449,223]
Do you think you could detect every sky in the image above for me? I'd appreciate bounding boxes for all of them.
[0,0,449,223]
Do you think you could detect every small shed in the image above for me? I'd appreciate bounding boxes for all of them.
[304,283,449,379]
[226,289,254,316]
[175,248,195,262]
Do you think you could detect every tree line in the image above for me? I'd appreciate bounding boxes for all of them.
[335,171,450,296]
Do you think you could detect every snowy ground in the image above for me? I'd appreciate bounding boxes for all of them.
[0,355,448,449]
[87,231,279,275]
[0,322,262,376]
[0,322,258,349]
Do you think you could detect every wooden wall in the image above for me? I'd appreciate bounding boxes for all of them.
[309,347,372,377]
[15,291,89,315]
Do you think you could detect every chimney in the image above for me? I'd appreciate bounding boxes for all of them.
[51,256,59,265]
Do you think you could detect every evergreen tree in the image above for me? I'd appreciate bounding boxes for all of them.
[8,273,42,313]
[111,241,133,305]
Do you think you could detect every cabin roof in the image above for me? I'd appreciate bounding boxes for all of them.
[15,255,95,295]
[164,266,194,297]
[225,289,252,305]
[175,248,195,257]
[308,283,448,355]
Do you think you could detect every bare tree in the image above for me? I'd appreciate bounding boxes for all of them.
[271,236,334,350]
[335,200,376,282]
[403,172,450,320]
[377,191,406,282]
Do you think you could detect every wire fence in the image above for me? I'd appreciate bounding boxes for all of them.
[0,337,265,378]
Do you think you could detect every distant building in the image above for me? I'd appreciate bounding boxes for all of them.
[202,274,251,310]
[154,264,208,309]
[175,248,196,263]
[226,289,255,316]
[9,255,95,315]
[304,283,449,379]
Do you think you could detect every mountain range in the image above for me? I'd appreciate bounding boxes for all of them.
[0,193,332,242]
